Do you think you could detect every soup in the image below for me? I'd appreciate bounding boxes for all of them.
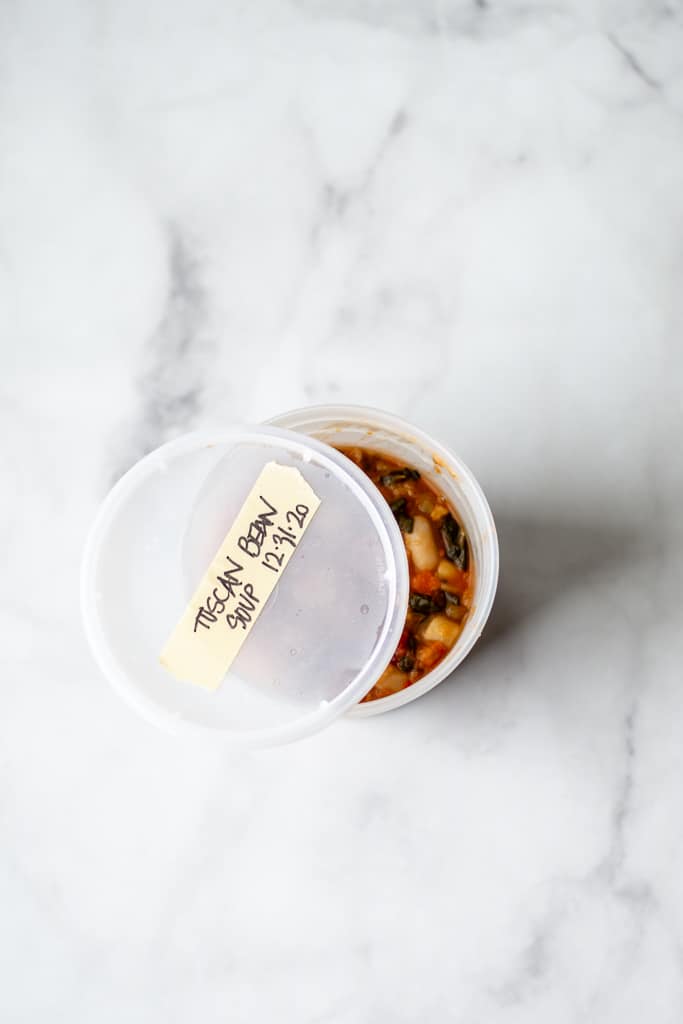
[337,447,473,701]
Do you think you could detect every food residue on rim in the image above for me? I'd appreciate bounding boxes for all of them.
[432,454,458,479]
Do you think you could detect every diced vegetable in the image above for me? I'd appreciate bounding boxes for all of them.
[417,493,435,515]
[393,627,416,666]
[389,498,414,534]
[374,666,409,697]
[445,603,467,622]
[396,654,415,672]
[405,610,423,631]
[421,614,462,647]
[379,468,421,486]
[409,590,446,615]
[440,514,469,570]
[409,592,434,615]
[411,570,441,594]
[405,514,439,571]
[416,641,448,671]
[430,504,449,522]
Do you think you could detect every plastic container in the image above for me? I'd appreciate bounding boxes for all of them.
[81,408,498,745]
[268,405,499,717]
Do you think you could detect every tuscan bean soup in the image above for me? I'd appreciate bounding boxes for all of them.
[338,447,473,702]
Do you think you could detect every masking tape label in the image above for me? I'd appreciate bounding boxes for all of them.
[160,461,321,690]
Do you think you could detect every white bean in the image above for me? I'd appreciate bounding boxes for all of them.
[405,515,439,571]
[375,666,409,697]
[437,558,460,582]
[421,614,462,648]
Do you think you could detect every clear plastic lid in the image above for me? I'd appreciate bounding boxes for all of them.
[81,426,409,746]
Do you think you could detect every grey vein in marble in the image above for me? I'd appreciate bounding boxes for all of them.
[114,228,209,481]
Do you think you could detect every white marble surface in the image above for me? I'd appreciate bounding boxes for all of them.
[3,0,683,1020]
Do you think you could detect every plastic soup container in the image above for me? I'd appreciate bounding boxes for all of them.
[81,406,498,746]
[268,406,499,717]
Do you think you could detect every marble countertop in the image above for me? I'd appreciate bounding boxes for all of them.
[3,1,683,1020]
